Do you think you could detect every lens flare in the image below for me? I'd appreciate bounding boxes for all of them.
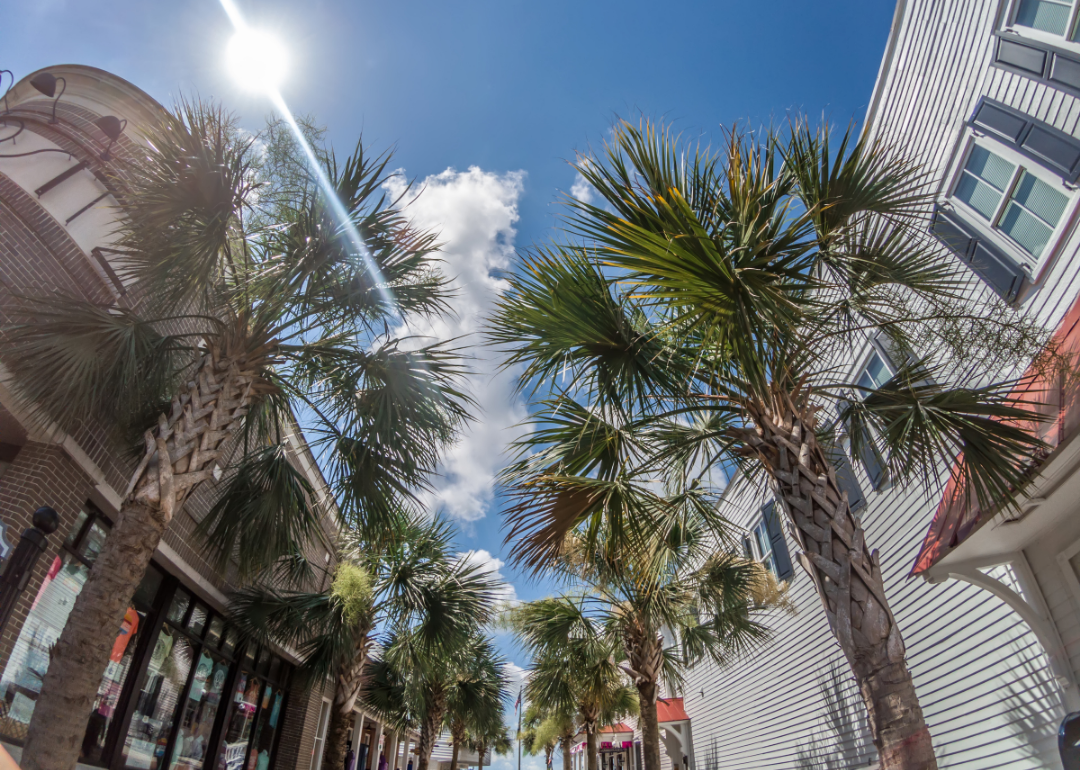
[227,28,287,93]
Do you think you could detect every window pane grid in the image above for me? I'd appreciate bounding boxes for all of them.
[955,146,1015,221]
[1017,0,1073,35]
[997,171,1068,257]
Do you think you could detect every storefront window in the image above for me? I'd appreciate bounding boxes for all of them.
[121,627,195,770]
[217,674,261,770]
[0,503,163,764]
[169,649,230,770]
[214,648,289,770]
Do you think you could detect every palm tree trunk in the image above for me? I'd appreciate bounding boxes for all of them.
[416,684,446,770]
[325,710,356,770]
[450,722,465,770]
[21,348,260,770]
[585,729,598,770]
[634,683,661,770]
[621,626,663,770]
[325,629,374,770]
[742,387,936,770]
[561,735,572,770]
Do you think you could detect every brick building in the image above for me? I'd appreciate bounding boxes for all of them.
[0,64,415,770]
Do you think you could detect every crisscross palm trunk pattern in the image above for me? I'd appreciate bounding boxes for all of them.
[739,384,937,770]
[22,343,265,770]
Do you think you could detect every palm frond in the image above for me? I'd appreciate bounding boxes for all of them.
[197,443,330,578]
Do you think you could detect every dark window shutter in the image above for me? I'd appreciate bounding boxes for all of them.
[1022,125,1080,176]
[856,438,888,491]
[996,38,1047,76]
[762,502,793,580]
[969,98,1080,179]
[972,101,1027,142]
[930,208,1027,303]
[827,447,866,512]
[930,208,974,255]
[969,241,1027,302]
[1051,54,1080,91]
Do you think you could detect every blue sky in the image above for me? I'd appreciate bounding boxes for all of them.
[5,1,895,765]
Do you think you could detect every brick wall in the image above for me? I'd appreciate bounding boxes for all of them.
[0,442,95,674]
[0,74,335,770]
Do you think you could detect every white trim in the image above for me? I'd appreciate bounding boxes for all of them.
[862,0,910,142]
[1002,0,1080,55]
[311,697,333,770]
[1056,535,1080,613]
[926,552,1080,710]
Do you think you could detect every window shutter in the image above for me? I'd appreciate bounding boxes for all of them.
[972,101,1027,142]
[857,439,888,491]
[993,33,1080,95]
[762,502,793,580]
[827,447,866,512]
[1022,125,1080,176]
[970,98,1080,179]
[995,37,1048,77]
[930,207,1027,302]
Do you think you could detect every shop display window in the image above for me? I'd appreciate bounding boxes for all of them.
[0,503,163,764]
[215,648,289,770]
[0,500,291,770]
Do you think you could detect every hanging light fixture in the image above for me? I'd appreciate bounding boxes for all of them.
[94,115,126,161]
[0,69,22,145]
[29,72,66,124]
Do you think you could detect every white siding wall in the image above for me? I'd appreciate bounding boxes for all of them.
[682,1,1080,768]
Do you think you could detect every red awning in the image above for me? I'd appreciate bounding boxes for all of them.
[656,697,689,723]
[910,291,1080,576]
[600,723,633,734]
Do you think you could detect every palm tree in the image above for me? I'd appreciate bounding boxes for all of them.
[510,599,639,770]
[467,721,513,770]
[520,703,558,770]
[511,507,773,770]
[521,701,575,770]
[444,637,510,770]
[488,119,1054,770]
[4,100,470,770]
[383,627,505,770]
[230,514,494,770]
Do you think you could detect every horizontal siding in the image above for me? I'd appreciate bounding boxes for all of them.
[684,1,1080,768]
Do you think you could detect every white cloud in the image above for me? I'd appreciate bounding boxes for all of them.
[460,548,518,606]
[570,172,596,206]
[384,166,529,524]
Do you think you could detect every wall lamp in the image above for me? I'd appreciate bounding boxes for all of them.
[94,115,126,161]
[0,70,23,145]
[30,73,65,124]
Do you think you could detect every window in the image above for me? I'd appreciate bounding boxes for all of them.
[850,352,891,490]
[1014,0,1080,40]
[309,699,332,770]
[953,144,1069,262]
[743,502,793,581]
[0,503,164,762]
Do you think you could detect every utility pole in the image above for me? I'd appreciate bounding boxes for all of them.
[517,687,523,770]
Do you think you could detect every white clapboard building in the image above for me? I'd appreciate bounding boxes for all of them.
[631,2,1080,769]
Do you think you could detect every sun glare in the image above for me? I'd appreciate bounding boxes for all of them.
[226,28,287,93]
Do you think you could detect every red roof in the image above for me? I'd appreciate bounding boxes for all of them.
[656,697,688,723]
[911,289,1080,576]
[600,723,633,734]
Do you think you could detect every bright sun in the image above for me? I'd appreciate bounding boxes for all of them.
[226,28,288,93]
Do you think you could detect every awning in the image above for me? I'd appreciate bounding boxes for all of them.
[910,291,1080,576]
[656,697,689,724]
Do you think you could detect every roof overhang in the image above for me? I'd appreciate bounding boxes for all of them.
[911,291,1080,576]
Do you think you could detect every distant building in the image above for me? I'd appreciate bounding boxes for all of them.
[613,1,1080,768]
[0,64,410,770]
